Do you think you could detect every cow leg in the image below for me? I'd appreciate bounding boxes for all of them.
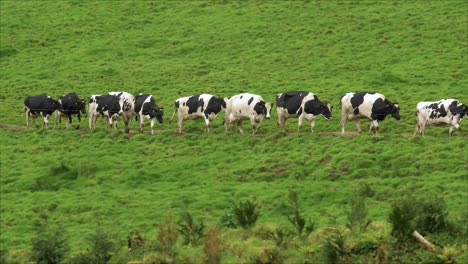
[370,120,379,134]
[238,120,244,134]
[33,116,38,128]
[26,111,30,128]
[204,117,210,132]
[310,118,316,133]
[277,116,286,131]
[177,118,184,134]
[449,123,460,136]
[65,114,71,129]
[123,114,130,133]
[150,118,155,135]
[354,120,362,133]
[413,121,420,136]
[250,117,257,134]
[54,112,59,129]
[340,111,348,134]
[139,114,144,133]
[297,115,304,133]
[43,115,49,129]
[224,115,229,133]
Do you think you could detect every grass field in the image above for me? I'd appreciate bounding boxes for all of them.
[1,1,467,262]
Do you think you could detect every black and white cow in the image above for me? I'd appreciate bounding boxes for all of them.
[414,99,467,136]
[224,93,273,134]
[276,91,332,133]
[171,94,227,133]
[340,92,400,134]
[108,91,135,133]
[24,95,60,128]
[134,93,164,135]
[88,94,124,130]
[54,93,86,129]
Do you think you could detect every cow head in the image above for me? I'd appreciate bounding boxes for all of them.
[153,106,164,123]
[389,101,401,120]
[76,99,86,115]
[449,101,468,118]
[221,97,228,110]
[265,103,273,119]
[320,103,333,120]
[254,101,273,119]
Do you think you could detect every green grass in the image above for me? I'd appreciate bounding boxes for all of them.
[1,0,467,261]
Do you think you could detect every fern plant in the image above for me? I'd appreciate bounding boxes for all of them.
[285,187,314,237]
[177,211,206,247]
[232,199,260,229]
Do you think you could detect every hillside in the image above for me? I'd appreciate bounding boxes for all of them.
[1,1,467,263]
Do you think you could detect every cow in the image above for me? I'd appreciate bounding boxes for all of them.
[24,95,59,128]
[108,91,135,133]
[276,91,332,133]
[171,94,227,133]
[54,93,86,129]
[340,92,400,134]
[414,99,467,136]
[224,93,273,134]
[134,93,164,135]
[88,94,124,130]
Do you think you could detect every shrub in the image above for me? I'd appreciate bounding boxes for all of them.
[177,211,206,247]
[414,197,448,233]
[158,213,178,258]
[30,217,69,264]
[388,198,417,242]
[204,227,224,264]
[254,247,284,264]
[219,211,237,228]
[345,192,371,232]
[127,229,145,252]
[232,199,260,229]
[84,225,116,263]
[0,250,8,264]
[322,230,349,264]
[389,196,449,242]
[285,188,314,237]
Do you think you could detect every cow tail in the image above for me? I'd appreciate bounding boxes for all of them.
[170,101,179,123]
[170,107,176,123]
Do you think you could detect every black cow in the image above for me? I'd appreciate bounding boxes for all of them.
[276,91,332,132]
[24,95,59,128]
[340,92,400,134]
[134,93,164,135]
[171,94,227,133]
[88,94,124,130]
[54,93,86,129]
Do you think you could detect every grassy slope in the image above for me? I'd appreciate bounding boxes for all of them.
[1,0,467,254]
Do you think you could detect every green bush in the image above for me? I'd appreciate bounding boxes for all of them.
[158,213,178,258]
[388,198,417,242]
[414,197,448,233]
[322,230,349,264]
[345,192,371,232]
[177,212,206,247]
[30,217,69,264]
[84,225,116,263]
[219,211,237,228]
[285,188,314,237]
[232,199,260,229]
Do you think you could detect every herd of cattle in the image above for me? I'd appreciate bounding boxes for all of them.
[23,91,467,136]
